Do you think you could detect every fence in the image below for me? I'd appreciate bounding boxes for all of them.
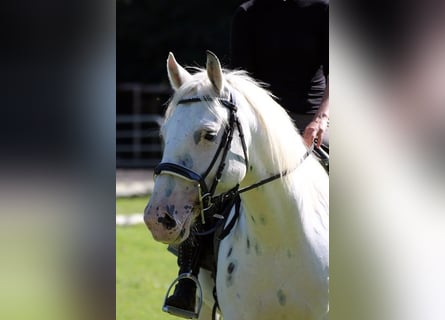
[117,83,171,168]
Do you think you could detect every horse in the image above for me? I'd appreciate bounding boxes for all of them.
[144,51,329,320]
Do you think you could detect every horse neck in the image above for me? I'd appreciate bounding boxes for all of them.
[238,133,308,246]
[230,93,325,246]
[238,178,305,252]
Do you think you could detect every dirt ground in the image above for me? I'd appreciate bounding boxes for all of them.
[116,169,154,197]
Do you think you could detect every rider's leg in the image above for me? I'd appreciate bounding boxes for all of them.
[165,239,202,312]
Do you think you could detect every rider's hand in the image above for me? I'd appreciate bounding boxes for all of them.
[303,114,329,148]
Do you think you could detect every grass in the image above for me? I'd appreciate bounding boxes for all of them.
[117,196,178,320]
[116,196,150,215]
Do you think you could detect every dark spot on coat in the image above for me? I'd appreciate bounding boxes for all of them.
[227,247,233,258]
[227,262,235,274]
[249,165,253,171]
[277,289,287,306]
[165,179,176,197]
[246,237,251,254]
[179,153,194,169]
[250,215,256,224]
[193,130,201,145]
[260,216,267,225]
[226,260,237,287]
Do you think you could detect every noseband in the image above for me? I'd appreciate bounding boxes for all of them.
[154,94,312,225]
[154,94,249,224]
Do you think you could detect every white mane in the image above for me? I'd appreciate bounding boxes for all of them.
[224,70,307,178]
[164,68,307,188]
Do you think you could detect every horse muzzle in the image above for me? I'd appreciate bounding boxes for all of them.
[143,176,198,244]
[143,205,192,244]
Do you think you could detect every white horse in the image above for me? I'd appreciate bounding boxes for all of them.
[144,51,329,320]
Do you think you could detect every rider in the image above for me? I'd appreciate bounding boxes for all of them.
[230,0,330,150]
[163,240,203,316]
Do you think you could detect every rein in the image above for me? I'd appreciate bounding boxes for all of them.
[207,144,312,239]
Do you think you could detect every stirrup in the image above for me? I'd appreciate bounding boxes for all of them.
[162,273,203,319]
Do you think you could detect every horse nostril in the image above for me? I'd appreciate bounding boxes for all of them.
[157,213,177,230]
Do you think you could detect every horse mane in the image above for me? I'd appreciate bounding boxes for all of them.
[165,68,307,186]
[224,70,307,177]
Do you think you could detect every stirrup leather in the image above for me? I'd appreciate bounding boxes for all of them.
[162,273,203,319]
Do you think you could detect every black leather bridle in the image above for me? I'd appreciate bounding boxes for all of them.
[154,94,312,225]
[154,94,249,224]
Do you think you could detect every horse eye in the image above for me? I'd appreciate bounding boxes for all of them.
[204,132,217,142]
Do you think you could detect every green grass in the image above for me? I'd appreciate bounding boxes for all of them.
[117,197,178,320]
[116,196,150,215]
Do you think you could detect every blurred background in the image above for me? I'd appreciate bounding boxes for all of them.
[1,1,445,320]
[116,0,241,168]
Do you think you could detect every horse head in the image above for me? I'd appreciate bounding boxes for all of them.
[144,51,250,244]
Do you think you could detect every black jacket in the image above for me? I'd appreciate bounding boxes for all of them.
[230,0,329,114]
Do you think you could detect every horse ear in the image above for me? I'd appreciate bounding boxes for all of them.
[167,52,192,90]
[206,50,223,94]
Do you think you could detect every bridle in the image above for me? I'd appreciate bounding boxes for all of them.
[154,94,247,224]
[154,94,312,225]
